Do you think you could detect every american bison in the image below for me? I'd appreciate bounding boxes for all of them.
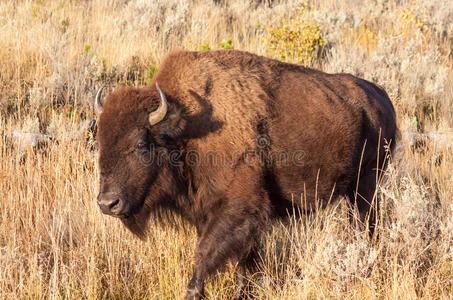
[95,50,397,299]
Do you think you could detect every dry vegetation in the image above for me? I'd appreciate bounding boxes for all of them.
[0,0,452,299]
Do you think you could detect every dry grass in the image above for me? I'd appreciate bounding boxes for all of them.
[0,0,452,299]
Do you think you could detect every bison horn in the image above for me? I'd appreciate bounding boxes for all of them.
[94,85,104,115]
[149,82,168,126]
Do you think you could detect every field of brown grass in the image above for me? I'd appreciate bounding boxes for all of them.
[0,0,452,299]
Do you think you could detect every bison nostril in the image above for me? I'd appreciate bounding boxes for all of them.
[98,195,125,216]
[108,199,120,210]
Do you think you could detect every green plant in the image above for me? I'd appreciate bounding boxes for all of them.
[144,65,157,85]
[219,38,232,49]
[262,2,326,65]
[198,42,211,51]
[191,39,234,51]
[81,45,106,82]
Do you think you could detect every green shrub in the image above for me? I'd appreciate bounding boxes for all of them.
[262,2,326,65]
[144,65,157,85]
[190,38,234,51]
[219,38,232,49]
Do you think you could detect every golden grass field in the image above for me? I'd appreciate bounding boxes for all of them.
[0,0,452,299]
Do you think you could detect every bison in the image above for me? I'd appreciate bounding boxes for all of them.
[95,50,398,299]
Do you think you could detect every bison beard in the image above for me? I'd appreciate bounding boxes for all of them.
[95,50,398,300]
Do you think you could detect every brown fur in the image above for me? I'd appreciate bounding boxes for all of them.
[96,50,398,299]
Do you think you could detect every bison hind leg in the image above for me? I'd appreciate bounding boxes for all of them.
[347,168,380,234]
[231,262,250,300]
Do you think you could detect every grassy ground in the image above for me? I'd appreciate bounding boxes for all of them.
[0,0,452,299]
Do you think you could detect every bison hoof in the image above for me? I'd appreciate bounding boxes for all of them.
[184,287,203,300]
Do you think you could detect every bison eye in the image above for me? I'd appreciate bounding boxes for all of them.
[136,141,147,149]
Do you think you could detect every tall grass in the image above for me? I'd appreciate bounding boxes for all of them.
[0,0,452,299]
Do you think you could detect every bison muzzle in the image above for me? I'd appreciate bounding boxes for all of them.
[95,50,398,299]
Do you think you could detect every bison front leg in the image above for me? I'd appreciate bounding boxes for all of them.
[184,263,247,300]
[185,269,205,300]
[184,203,268,299]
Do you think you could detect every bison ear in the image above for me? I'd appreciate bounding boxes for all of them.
[151,107,186,140]
[148,83,186,140]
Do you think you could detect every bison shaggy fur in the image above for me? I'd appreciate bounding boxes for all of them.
[96,50,398,299]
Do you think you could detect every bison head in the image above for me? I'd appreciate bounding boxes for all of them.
[95,83,186,236]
